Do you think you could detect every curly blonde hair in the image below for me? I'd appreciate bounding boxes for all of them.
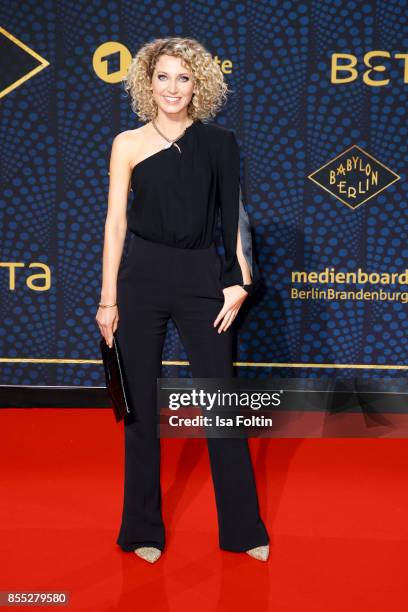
[123,37,230,123]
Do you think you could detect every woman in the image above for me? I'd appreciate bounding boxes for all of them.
[96,37,269,563]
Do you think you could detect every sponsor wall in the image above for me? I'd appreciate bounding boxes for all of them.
[0,0,406,392]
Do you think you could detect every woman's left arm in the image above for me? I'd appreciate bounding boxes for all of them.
[213,129,261,333]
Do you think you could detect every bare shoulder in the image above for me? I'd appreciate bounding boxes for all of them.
[110,126,149,171]
[112,125,147,148]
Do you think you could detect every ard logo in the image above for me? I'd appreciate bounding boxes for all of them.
[308,145,400,210]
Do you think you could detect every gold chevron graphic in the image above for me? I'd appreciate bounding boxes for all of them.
[0,26,50,99]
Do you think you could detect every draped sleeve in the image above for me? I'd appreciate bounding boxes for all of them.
[216,129,262,295]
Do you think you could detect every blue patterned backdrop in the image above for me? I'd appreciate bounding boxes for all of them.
[0,0,406,390]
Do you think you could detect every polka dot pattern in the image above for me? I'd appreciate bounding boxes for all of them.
[1,0,406,390]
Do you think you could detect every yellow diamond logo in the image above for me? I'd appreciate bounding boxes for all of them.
[308,145,400,210]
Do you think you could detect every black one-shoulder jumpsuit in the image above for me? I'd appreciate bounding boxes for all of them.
[115,118,269,552]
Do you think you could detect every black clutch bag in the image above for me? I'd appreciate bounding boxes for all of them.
[100,332,133,422]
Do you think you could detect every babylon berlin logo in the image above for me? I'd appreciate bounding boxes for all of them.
[308,145,400,209]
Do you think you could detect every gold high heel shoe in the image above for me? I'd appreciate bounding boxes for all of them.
[246,544,269,562]
[134,547,162,563]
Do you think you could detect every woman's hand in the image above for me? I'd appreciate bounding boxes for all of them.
[213,285,248,333]
[95,305,119,348]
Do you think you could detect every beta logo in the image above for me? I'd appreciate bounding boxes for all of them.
[307,145,400,209]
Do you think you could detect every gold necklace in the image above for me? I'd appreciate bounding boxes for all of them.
[151,118,193,154]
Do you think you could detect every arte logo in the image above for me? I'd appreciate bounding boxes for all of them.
[308,145,400,209]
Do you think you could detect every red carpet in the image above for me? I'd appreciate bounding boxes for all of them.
[1,408,408,611]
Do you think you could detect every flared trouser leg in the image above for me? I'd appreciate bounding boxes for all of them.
[114,232,269,552]
[172,286,269,551]
[115,296,169,552]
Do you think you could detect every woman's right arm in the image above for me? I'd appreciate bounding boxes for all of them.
[95,132,132,347]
